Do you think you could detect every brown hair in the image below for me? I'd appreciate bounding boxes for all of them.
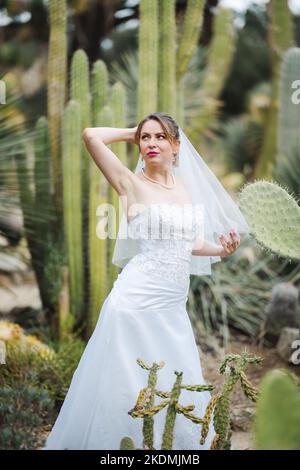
[134,112,180,166]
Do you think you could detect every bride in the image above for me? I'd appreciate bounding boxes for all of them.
[43,112,249,450]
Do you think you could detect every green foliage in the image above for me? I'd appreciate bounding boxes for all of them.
[0,379,54,450]
[1,332,85,404]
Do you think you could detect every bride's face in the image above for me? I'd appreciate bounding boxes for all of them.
[139,120,179,169]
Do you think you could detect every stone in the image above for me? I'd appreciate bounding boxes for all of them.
[261,282,299,346]
[276,327,300,364]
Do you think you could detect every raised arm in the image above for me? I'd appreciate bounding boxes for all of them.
[82,127,138,196]
[192,229,240,257]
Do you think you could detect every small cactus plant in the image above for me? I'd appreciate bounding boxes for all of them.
[126,358,214,450]
[211,351,261,450]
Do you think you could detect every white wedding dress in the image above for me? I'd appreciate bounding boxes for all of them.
[44,203,215,450]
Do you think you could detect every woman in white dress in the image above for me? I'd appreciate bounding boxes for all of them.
[43,113,247,450]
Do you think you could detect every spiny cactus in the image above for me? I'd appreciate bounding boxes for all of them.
[62,100,84,321]
[176,0,205,84]
[254,369,300,450]
[127,358,214,450]
[47,0,67,221]
[239,180,300,261]
[157,0,177,115]
[88,105,110,334]
[137,0,159,120]
[212,351,261,450]
[254,0,294,179]
[91,60,109,127]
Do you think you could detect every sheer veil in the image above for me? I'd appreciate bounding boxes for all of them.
[112,127,250,276]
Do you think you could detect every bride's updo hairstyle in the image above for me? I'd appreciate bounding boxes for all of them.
[134,112,180,167]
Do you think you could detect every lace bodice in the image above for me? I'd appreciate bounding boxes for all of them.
[127,203,203,286]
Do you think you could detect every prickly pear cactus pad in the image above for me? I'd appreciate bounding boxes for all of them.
[239,180,300,261]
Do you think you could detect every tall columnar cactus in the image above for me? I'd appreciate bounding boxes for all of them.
[254,369,300,450]
[212,352,261,450]
[239,180,300,261]
[70,49,92,334]
[157,0,176,115]
[62,100,84,323]
[70,49,91,201]
[277,48,300,166]
[137,0,159,121]
[91,60,109,127]
[254,0,294,179]
[176,0,205,84]
[87,61,110,335]
[88,105,110,336]
[197,8,235,144]
[47,0,67,223]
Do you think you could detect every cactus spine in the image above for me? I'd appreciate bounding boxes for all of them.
[47,0,67,222]
[62,100,84,322]
[157,0,176,115]
[254,0,294,179]
[176,0,205,83]
[137,0,159,120]
[212,352,261,450]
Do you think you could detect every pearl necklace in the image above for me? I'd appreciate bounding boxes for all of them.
[141,168,176,190]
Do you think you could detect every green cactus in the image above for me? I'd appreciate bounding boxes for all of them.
[157,0,176,115]
[239,180,300,261]
[176,0,205,84]
[277,48,300,166]
[212,352,261,450]
[254,369,300,450]
[254,0,294,179]
[88,62,111,334]
[127,358,214,450]
[87,105,110,335]
[47,0,67,223]
[197,8,235,144]
[137,0,159,121]
[120,436,136,450]
[91,60,109,127]
[62,100,84,322]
